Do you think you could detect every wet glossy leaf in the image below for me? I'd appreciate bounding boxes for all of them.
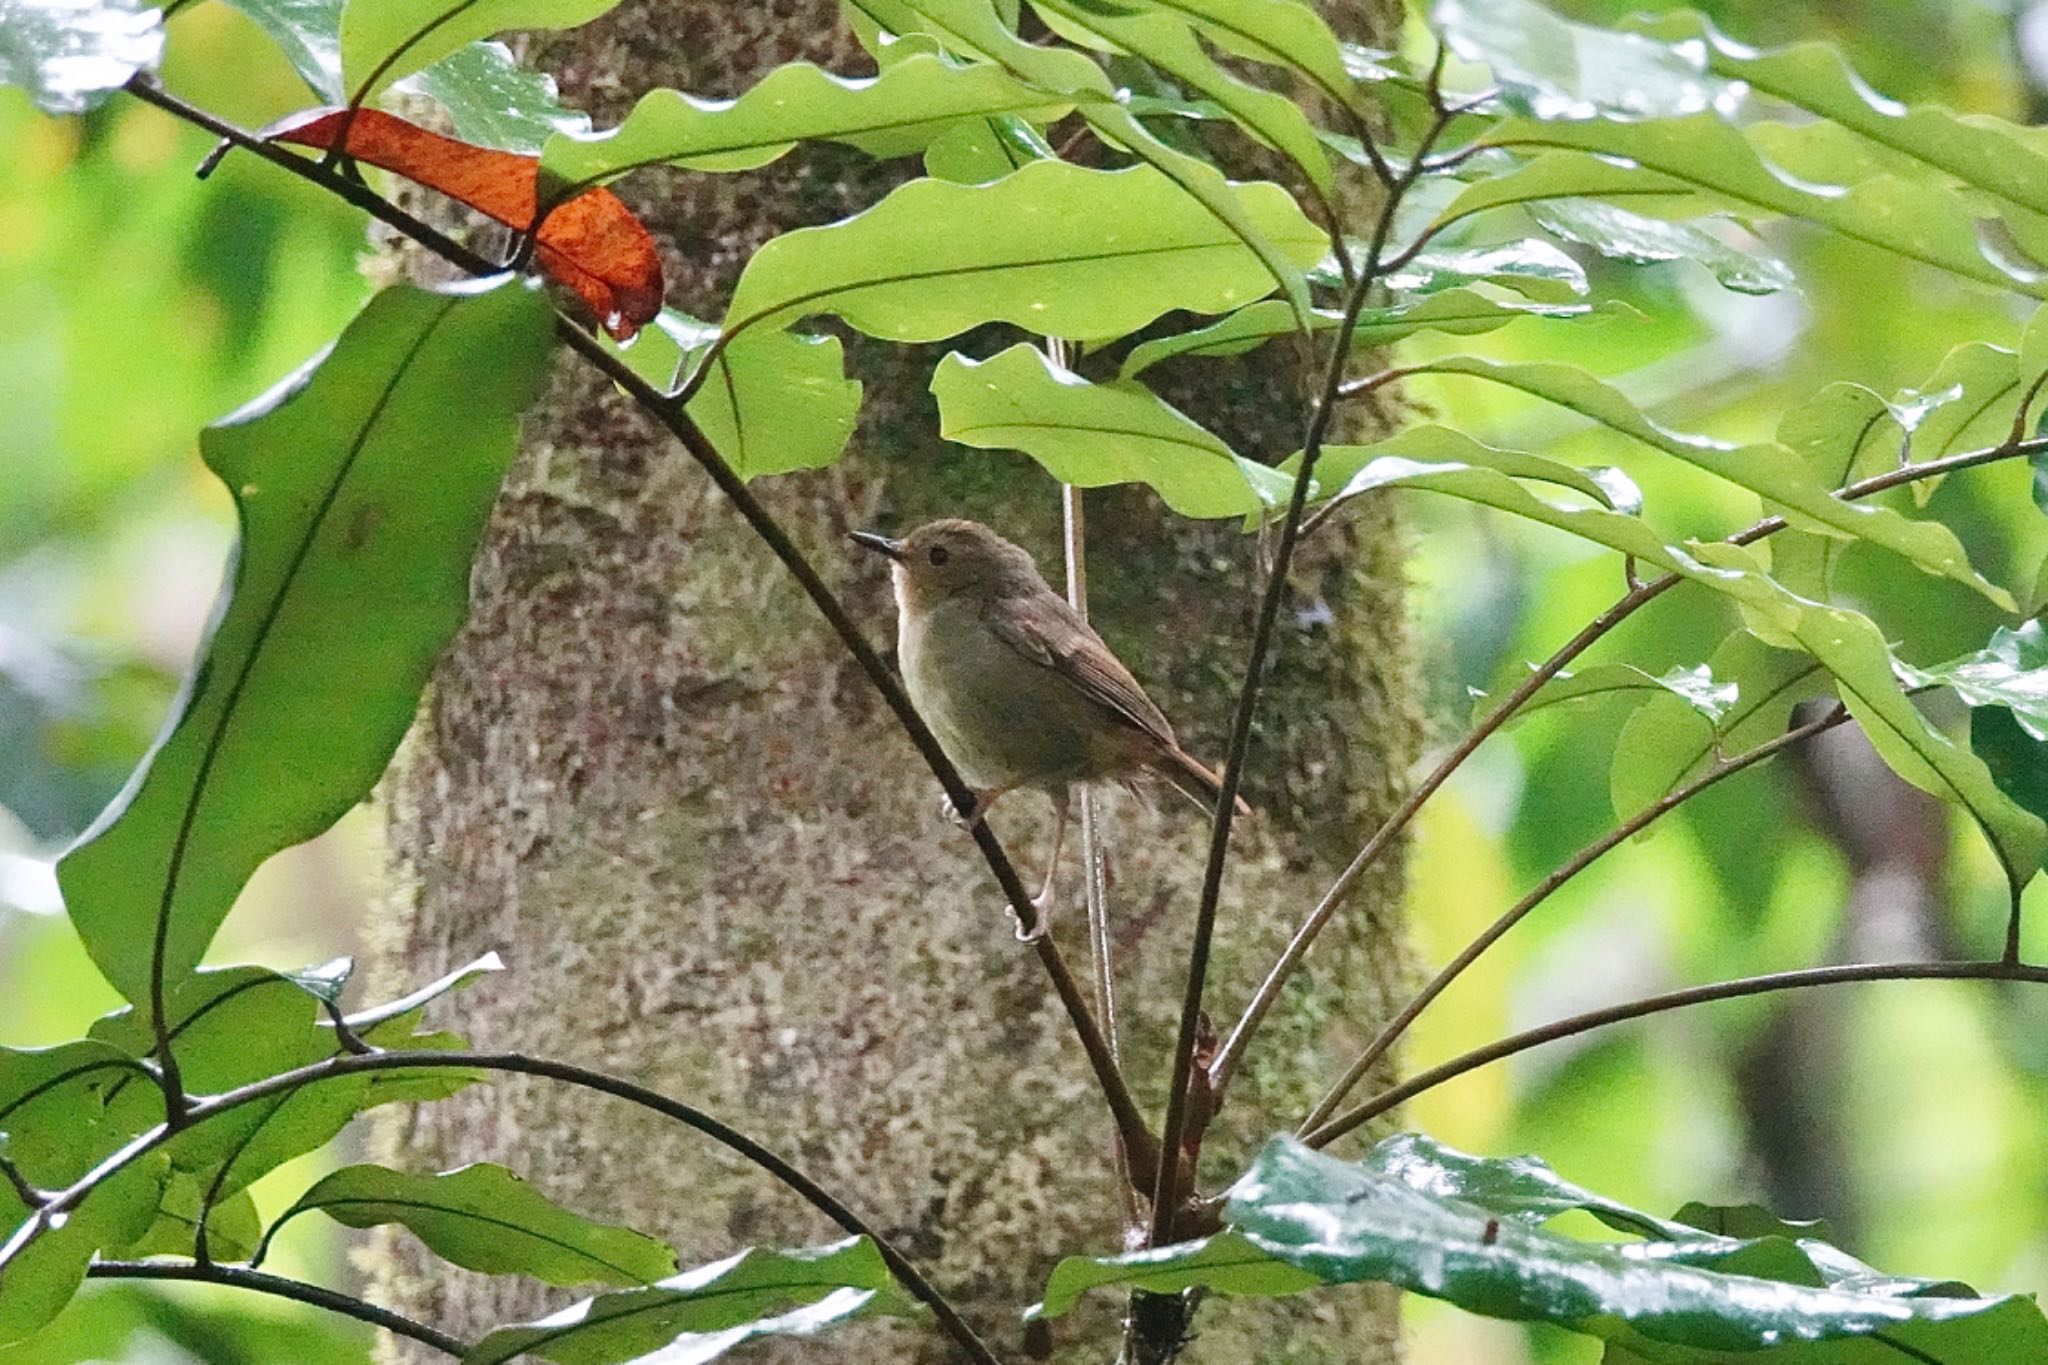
[1411,355,2012,607]
[540,55,1069,192]
[269,109,662,339]
[1120,288,1591,379]
[1892,342,2022,504]
[219,0,343,99]
[406,40,592,153]
[343,952,505,1032]
[1527,199,1793,295]
[1507,664,1736,728]
[262,1163,676,1287]
[723,160,1325,345]
[1902,621,2048,742]
[1035,1134,2048,1359]
[1611,631,1828,820]
[1770,383,1899,598]
[341,0,623,100]
[1436,0,1728,121]
[1383,239,1589,303]
[463,1238,916,1365]
[0,0,162,114]
[56,281,554,1005]
[1030,1229,1319,1320]
[933,344,1289,517]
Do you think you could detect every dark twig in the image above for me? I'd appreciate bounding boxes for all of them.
[1214,420,2048,1095]
[12,1050,1003,1365]
[1304,960,2048,1148]
[1147,44,1464,1252]
[1297,703,1854,1134]
[89,1260,469,1358]
[0,1153,44,1209]
[122,70,1159,1198]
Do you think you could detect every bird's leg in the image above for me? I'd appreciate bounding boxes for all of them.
[1013,792,1070,944]
[943,782,1017,830]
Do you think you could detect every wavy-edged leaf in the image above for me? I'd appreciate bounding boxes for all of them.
[1031,0,1334,197]
[1902,621,2048,742]
[56,282,554,1004]
[406,40,592,154]
[341,0,624,101]
[863,0,1316,317]
[1770,382,1900,598]
[1610,631,1828,820]
[1527,199,1794,295]
[89,967,370,1196]
[684,331,863,480]
[1311,427,2045,887]
[539,56,1070,193]
[1435,0,1728,122]
[722,160,1325,345]
[1894,341,2022,504]
[1627,9,2048,223]
[1120,288,1591,379]
[923,112,1053,182]
[1030,1228,1319,1320]
[1147,0,1360,111]
[1473,117,2048,301]
[1384,239,1589,303]
[1410,355,2013,606]
[933,345,1288,517]
[462,1238,917,1365]
[1315,428,1641,518]
[1506,663,1736,728]
[261,1163,676,1287]
[0,0,162,113]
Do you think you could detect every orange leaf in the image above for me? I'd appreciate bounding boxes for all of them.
[270,108,663,340]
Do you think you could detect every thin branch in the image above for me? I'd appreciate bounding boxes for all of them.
[1214,425,2048,1095]
[88,1260,469,1358]
[122,70,1160,1197]
[1296,702,1853,1134]
[12,1050,1003,1365]
[1303,959,2048,1148]
[0,1153,44,1209]
[1147,61,1465,1249]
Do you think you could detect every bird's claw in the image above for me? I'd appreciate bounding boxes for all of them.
[1009,884,1057,943]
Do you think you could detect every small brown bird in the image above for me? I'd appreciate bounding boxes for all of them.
[852,518,1246,935]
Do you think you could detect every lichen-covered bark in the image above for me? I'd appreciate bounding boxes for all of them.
[364,4,1417,1361]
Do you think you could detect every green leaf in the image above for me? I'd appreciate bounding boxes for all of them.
[57,281,554,1005]
[1119,288,1591,379]
[0,1156,167,1345]
[539,55,1071,193]
[1973,708,2048,873]
[1409,355,2013,607]
[1435,0,1728,121]
[1526,199,1794,295]
[89,968,370,1199]
[1626,9,2048,224]
[462,1238,916,1365]
[1472,118,2048,301]
[111,1168,262,1262]
[0,0,162,113]
[863,0,1317,318]
[1901,621,2048,742]
[1029,1229,1321,1320]
[1506,664,1736,728]
[1384,239,1590,303]
[1031,0,1335,197]
[1770,383,1900,598]
[1674,1202,1839,1250]
[220,0,343,100]
[1142,0,1362,116]
[1610,631,1828,821]
[1047,1134,2048,1361]
[932,344,1290,517]
[261,1163,677,1287]
[405,40,592,154]
[722,160,1326,345]
[341,0,625,101]
[683,332,863,480]
[1314,426,1640,514]
[922,112,1053,182]
[343,952,504,1032]
[1893,342,2022,504]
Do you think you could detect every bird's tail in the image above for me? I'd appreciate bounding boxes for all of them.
[1155,745,1254,821]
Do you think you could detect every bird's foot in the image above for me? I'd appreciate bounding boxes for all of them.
[1010,883,1056,943]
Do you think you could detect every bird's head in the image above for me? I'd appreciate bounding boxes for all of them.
[851,518,1048,612]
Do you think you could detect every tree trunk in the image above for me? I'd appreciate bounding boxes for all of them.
[363,4,1418,1361]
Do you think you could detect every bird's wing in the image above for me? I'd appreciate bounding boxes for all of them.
[985,593,1179,750]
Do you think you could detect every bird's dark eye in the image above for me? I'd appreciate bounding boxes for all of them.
[928,545,950,566]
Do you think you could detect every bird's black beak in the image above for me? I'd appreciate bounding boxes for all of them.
[850,530,906,562]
